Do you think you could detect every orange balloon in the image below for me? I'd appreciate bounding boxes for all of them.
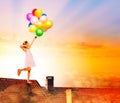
[34,8,43,18]
[41,26,48,32]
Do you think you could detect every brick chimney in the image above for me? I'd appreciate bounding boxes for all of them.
[46,76,54,91]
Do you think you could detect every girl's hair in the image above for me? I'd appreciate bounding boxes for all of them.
[23,41,28,45]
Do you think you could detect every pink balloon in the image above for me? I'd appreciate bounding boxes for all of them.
[30,16,38,24]
[26,13,33,21]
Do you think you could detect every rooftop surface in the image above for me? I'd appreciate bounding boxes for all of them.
[0,78,120,103]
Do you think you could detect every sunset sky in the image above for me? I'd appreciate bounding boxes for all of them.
[0,0,120,87]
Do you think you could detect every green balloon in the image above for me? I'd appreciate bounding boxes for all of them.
[36,28,44,37]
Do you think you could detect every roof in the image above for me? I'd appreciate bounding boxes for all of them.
[0,78,41,90]
[0,78,120,103]
[0,78,66,103]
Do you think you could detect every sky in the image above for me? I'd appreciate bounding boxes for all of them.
[0,0,120,87]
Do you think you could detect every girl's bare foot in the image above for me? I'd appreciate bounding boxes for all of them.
[17,69,21,76]
[27,80,32,84]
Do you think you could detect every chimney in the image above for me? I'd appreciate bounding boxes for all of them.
[46,76,54,91]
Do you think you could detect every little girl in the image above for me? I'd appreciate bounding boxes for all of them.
[17,36,37,83]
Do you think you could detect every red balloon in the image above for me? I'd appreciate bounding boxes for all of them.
[32,8,37,15]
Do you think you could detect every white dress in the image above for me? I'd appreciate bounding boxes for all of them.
[24,49,35,68]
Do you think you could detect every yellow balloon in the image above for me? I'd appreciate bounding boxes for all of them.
[34,8,43,18]
[43,20,53,29]
[35,21,43,28]
[29,25,37,32]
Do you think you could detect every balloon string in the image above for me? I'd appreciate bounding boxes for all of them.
[29,36,37,48]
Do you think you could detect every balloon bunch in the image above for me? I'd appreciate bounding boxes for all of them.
[26,8,53,37]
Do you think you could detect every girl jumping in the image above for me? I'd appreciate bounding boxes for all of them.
[17,36,37,83]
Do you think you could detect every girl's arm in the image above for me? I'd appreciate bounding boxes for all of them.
[20,45,27,52]
[29,36,37,49]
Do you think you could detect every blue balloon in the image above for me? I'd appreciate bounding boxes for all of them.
[28,22,32,27]
[42,13,47,16]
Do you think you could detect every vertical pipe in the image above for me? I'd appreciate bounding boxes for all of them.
[66,89,72,103]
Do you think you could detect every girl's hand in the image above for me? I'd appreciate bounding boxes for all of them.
[35,36,37,39]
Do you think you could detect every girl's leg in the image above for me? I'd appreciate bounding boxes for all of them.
[18,67,32,83]
[17,69,21,76]
[17,68,28,76]
[21,68,28,71]
[27,67,32,83]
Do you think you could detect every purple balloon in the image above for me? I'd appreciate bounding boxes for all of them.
[26,13,33,21]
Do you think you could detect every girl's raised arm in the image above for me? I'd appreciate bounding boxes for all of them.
[29,36,37,48]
